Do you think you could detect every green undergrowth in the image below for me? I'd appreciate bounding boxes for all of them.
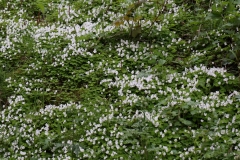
[0,0,240,159]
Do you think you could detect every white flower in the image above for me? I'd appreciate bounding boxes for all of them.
[35,129,41,136]
[20,151,26,155]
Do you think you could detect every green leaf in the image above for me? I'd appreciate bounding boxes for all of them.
[179,118,193,126]
[226,1,235,14]
[213,79,220,87]
[158,59,166,66]
[190,109,198,115]
[204,151,215,158]
[182,104,189,109]
[171,111,178,116]
[36,0,45,13]
[148,59,156,65]
[198,77,206,88]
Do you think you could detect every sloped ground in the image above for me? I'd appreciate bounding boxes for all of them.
[0,0,240,159]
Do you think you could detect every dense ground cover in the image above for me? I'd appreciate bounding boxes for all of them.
[0,0,240,159]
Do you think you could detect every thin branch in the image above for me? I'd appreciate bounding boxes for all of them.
[147,0,167,36]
